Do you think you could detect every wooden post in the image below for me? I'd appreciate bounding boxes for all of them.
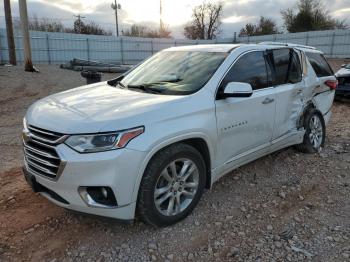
[19,0,36,71]
[4,0,16,65]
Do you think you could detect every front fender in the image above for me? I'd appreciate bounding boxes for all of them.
[130,132,214,204]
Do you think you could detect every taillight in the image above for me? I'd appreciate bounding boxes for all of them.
[325,80,338,90]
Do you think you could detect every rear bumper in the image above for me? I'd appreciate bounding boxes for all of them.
[22,144,148,221]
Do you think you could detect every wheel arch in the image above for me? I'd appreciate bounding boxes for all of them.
[131,133,214,204]
[297,100,316,128]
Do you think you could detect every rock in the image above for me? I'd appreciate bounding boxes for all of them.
[294,216,301,223]
[151,255,157,261]
[342,253,349,259]
[267,225,273,231]
[275,241,283,248]
[24,228,34,234]
[240,206,247,212]
[225,216,233,220]
[188,253,194,260]
[167,254,174,260]
[226,247,239,257]
[279,191,287,199]
[148,243,157,250]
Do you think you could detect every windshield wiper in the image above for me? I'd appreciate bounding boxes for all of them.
[127,84,163,94]
[118,81,126,88]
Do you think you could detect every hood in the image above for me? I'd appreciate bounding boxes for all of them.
[335,67,350,77]
[26,82,187,134]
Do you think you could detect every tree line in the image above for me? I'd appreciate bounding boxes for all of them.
[22,0,347,39]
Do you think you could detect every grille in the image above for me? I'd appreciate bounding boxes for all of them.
[23,125,67,180]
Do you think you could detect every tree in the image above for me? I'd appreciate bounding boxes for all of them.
[122,24,172,38]
[69,17,112,35]
[184,2,223,40]
[281,0,347,33]
[239,17,279,36]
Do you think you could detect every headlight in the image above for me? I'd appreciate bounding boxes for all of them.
[23,117,29,132]
[65,126,144,153]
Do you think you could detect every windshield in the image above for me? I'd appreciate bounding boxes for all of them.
[120,51,227,95]
[345,64,350,69]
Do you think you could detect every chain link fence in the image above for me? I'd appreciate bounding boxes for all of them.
[1,28,350,65]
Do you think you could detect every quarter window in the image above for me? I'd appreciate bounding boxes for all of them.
[306,52,334,77]
[220,51,268,90]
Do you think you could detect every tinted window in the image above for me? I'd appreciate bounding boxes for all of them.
[221,51,268,90]
[288,51,302,83]
[306,52,334,77]
[268,49,302,85]
[272,49,290,85]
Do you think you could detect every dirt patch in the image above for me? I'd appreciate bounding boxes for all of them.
[0,64,349,261]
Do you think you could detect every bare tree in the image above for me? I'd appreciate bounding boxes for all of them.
[184,2,223,40]
[123,24,171,38]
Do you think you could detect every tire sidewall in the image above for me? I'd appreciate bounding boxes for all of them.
[138,144,206,226]
[303,109,326,153]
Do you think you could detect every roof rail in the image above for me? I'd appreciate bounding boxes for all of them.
[258,41,317,50]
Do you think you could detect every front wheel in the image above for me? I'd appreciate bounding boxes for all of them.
[296,109,326,153]
[137,143,206,227]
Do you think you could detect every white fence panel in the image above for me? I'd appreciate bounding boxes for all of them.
[1,28,350,65]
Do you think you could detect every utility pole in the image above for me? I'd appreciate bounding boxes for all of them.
[160,0,163,30]
[73,14,85,34]
[19,0,37,72]
[4,0,16,65]
[111,0,121,36]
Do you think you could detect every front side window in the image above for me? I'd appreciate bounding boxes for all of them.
[120,51,227,95]
[220,51,268,90]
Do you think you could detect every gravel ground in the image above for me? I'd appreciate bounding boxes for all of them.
[0,62,349,262]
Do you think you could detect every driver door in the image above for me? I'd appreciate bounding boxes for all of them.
[215,50,276,169]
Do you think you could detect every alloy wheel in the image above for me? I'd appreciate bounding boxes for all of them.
[309,115,323,149]
[154,158,199,216]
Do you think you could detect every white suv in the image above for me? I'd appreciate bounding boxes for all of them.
[22,43,336,226]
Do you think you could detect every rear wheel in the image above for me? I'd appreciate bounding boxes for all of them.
[137,143,206,227]
[296,109,326,153]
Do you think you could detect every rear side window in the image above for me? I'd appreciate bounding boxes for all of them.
[220,51,268,90]
[288,51,303,83]
[271,49,290,85]
[305,52,334,77]
[269,49,302,85]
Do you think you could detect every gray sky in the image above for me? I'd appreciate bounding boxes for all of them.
[0,0,349,38]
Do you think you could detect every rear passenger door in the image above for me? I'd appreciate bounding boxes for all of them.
[267,48,304,140]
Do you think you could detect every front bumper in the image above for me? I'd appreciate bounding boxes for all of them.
[23,143,148,221]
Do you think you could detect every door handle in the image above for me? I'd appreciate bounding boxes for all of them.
[262,97,274,104]
[296,89,303,94]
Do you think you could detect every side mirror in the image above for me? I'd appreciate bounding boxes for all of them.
[222,82,253,98]
[341,64,347,68]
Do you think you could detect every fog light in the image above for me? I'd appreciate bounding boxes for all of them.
[78,186,118,208]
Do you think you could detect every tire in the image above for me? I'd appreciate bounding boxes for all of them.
[137,143,206,227]
[296,108,326,153]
